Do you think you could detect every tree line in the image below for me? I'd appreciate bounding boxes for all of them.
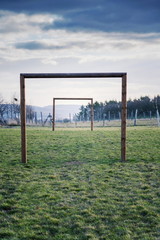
[1,94,160,125]
[75,95,160,121]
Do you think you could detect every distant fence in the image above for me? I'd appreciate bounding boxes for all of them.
[1,116,159,128]
[55,118,159,128]
[20,117,159,128]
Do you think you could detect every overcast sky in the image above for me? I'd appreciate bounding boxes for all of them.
[0,0,160,106]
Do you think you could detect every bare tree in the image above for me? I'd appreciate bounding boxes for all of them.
[8,94,20,124]
[26,105,34,123]
[0,94,8,124]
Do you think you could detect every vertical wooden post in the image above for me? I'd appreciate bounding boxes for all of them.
[52,98,55,131]
[20,75,27,163]
[91,98,94,131]
[121,74,127,161]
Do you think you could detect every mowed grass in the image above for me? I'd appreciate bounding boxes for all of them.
[0,126,160,240]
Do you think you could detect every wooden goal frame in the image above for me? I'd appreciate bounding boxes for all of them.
[20,72,127,163]
[52,98,94,131]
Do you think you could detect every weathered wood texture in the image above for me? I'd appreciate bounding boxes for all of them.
[20,73,126,78]
[20,75,27,163]
[52,98,55,131]
[121,74,127,161]
[52,98,94,131]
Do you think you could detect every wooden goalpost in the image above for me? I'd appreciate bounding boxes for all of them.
[20,72,127,163]
[52,98,94,131]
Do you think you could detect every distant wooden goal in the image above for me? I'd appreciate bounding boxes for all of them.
[52,98,94,131]
[20,72,127,163]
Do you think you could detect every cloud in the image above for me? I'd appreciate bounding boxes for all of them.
[0,0,160,33]
[0,6,160,106]
[14,40,94,51]
[0,10,61,33]
[0,15,159,64]
[42,2,160,33]
[15,41,63,50]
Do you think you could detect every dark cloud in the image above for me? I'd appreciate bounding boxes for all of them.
[0,0,95,13]
[1,0,160,33]
[15,41,44,50]
[14,40,90,50]
[15,41,66,50]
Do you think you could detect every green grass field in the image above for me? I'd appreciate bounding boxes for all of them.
[0,126,160,240]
